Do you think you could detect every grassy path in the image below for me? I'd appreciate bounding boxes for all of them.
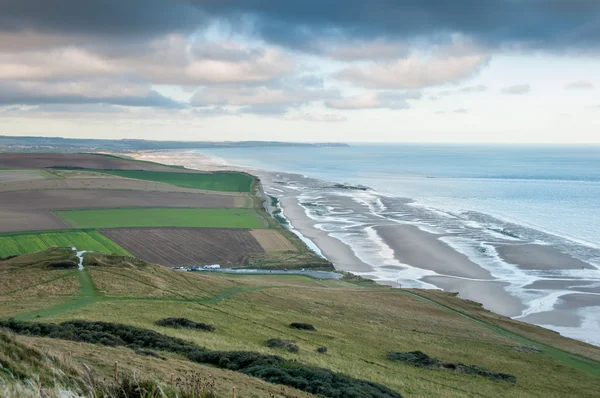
[16,269,99,321]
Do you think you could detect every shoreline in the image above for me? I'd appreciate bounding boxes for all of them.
[132,149,600,346]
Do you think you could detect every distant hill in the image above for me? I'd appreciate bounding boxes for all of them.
[0,135,350,152]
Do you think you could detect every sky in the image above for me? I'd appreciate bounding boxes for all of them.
[0,0,599,143]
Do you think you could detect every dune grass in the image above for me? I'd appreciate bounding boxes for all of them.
[54,208,266,229]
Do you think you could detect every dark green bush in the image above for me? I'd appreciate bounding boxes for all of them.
[317,346,328,354]
[265,338,299,353]
[156,317,215,332]
[289,322,316,331]
[0,319,402,397]
[47,260,78,269]
[387,351,516,383]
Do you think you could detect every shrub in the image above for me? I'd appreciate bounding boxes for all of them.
[290,322,316,331]
[47,260,78,269]
[387,351,516,383]
[0,320,402,397]
[0,255,18,262]
[156,317,215,332]
[265,338,299,353]
[317,346,328,354]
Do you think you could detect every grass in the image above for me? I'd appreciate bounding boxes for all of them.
[0,231,130,257]
[3,251,600,398]
[54,208,267,229]
[86,169,255,192]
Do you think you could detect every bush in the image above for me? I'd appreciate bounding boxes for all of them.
[47,260,78,269]
[317,346,328,354]
[265,338,299,353]
[387,351,516,383]
[0,320,402,397]
[290,322,316,331]
[156,318,215,332]
[0,255,18,261]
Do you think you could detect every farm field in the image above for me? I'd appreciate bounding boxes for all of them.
[55,208,266,229]
[0,153,183,171]
[0,231,130,257]
[250,229,296,251]
[0,189,241,211]
[99,227,265,266]
[92,169,255,192]
[0,169,56,182]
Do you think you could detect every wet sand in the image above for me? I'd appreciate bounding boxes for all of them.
[423,275,525,317]
[495,244,592,270]
[375,224,492,280]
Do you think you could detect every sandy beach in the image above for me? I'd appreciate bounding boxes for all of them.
[133,150,600,346]
[375,224,491,279]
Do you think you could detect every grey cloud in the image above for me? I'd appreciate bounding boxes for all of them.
[565,81,594,90]
[0,81,182,108]
[4,1,600,54]
[502,84,531,95]
[191,0,600,52]
[0,0,203,41]
[454,108,468,113]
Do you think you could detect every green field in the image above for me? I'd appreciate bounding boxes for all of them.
[0,231,130,257]
[90,170,254,192]
[54,208,266,229]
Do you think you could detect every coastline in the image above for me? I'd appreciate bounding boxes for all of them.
[132,149,600,347]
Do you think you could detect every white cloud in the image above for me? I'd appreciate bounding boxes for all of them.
[336,53,489,89]
[501,84,531,95]
[0,35,294,86]
[326,91,419,110]
[286,113,347,122]
[565,81,594,90]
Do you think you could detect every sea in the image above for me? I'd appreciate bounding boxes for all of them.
[178,144,600,345]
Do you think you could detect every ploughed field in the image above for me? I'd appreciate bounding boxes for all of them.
[100,228,265,266]
[0,153,325,269]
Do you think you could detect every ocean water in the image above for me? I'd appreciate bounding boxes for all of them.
[194,144,600,345]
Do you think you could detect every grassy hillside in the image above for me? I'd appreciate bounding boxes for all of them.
[1,249,600,397]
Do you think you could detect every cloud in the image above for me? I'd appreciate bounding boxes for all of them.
[0,80,181,108]
[286,113,347,122]
[565,81,594,90]
[191,1,600,52]
[328,40,410,61]
[326,91,420,110]
[502,84,531,95]
[336,53,489,89]
[190,85,339,114]
[0,37,294,86]
[439,85,488,96]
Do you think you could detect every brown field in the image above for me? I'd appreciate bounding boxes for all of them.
[0,169,55,182]
[0,153,188,171]
[100,228,266,267]
[0,177,247,196]
[0,210,69,233]
[250,229,296,251]
[0,189,242,233]
[0,189,239,210]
